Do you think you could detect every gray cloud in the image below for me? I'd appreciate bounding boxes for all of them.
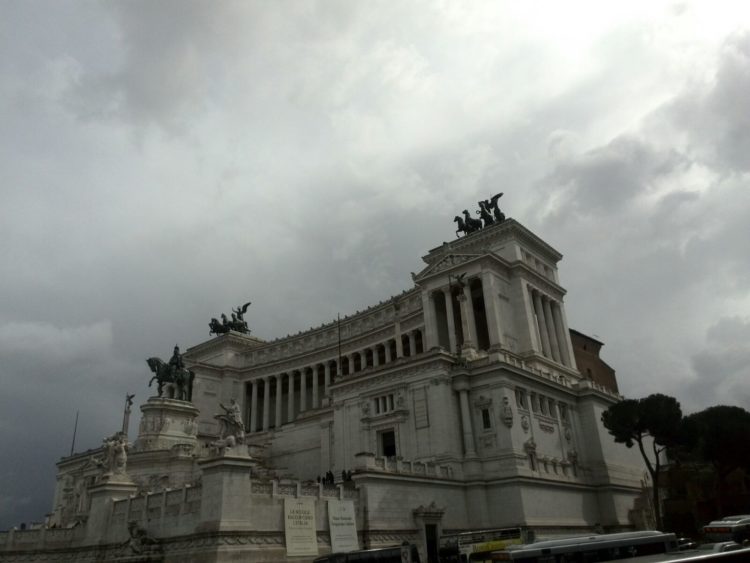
[547,135,686,217]
[687,317,750,412]
[526,27,750,412]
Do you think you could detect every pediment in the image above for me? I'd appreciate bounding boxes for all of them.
[412,253,482,282]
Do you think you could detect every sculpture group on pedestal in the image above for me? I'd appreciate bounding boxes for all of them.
[93,431,129,480]
[209,301,252,335]
[146,345,195,401]
[210,398,246,455]
[453,192,506,237]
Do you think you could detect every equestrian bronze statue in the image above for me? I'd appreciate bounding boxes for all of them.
[146,345,195,402]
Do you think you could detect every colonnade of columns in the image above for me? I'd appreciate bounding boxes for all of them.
[528,286,571,366]
[244,328,424,433]
[429,273,503,355]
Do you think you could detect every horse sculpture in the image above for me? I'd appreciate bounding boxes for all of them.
[146,357,195,401]
[209,317,229,335]
[462,209,483,232]
[453,216,467,237]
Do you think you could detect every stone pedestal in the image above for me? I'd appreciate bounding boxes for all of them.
[134,397,200,453]
[85,479,138,545]
[197,454,257,532]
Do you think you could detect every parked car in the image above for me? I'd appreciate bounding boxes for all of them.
[703,515,750,543]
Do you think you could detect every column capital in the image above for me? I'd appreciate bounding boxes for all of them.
[452,374,471,392]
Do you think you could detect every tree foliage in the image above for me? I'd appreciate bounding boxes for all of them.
[601,393,683,530]
[679,405,750,515]
[604,396,750,530]
[682,405,750,474]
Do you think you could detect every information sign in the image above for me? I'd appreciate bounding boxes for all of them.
[285,498,319,556]
[328,499,359,553]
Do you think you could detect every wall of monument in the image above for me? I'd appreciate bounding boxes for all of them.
[264,413,332,480]
[0,478,361,561]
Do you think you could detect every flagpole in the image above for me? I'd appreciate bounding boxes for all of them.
[69,410,79,456]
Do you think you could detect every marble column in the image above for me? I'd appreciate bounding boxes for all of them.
[312,366,319,409]
[372,346,380,368]
[421,291,439,350]
[249,379,258,433]
[385,341,393,363]
[347,353,355,375]
[299,369,307,412]
[453,378,476,457]
[532,289,551,357]
[463,285,478,345]
[287,372,295,423]
[443,288,457,354]
[557,301,578,370]
[551,301,571,367]
[395,322,404,358]
[324,362,331,396]
[459,390,476,456]
[275,374,283,428]
[481,271,503,350]
[457,291,477,354]
[262,376,270,431]
[543,297,561,362]
[406,333,414,356]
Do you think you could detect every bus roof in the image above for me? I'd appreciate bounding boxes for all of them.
[617,546,750,562]
[506,531,673,551]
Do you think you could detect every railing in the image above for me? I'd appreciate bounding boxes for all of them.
[355,453,455,479]
[249,479,354,500]
[0,526,84,551]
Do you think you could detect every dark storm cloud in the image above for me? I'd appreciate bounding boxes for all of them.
[0,320,136,526]
[687,317,750,412]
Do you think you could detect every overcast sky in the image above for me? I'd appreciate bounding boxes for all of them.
[2,0,750,529]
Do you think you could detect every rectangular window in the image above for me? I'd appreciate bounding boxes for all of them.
[380,430,396,458]
[373,394,396,415]
[481,408,492,430]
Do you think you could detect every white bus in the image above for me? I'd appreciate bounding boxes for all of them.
[439,527,530,563]
[478,531,678,562]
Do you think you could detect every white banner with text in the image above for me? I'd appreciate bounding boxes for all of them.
[328,499,359,553]
[285,497,319,556]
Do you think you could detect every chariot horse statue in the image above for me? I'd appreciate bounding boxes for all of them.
[146,357,195,401]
